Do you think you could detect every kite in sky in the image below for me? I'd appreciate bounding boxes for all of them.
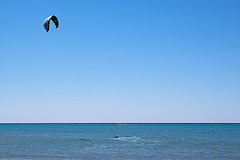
[43,15,59,32]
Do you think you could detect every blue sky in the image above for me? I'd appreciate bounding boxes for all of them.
[0,0,240,123]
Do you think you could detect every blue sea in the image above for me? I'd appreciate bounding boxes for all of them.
[0,123,239,159]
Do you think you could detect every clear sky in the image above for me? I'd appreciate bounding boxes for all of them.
[0,0,240,123]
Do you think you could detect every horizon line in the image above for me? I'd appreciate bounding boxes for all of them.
[0,122,239,124]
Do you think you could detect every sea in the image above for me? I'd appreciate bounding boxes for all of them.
[0,123,239,159]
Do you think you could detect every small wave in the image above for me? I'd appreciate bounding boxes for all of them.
[117,136,140,142]
[84,144,108,151]
[154,140,168,143]
[142,139,168,144]
[84,146,98,151]
[3,154,77,159]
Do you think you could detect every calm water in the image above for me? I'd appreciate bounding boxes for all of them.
[0,123,239,159]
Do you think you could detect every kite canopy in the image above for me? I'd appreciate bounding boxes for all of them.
[43,15,59,32]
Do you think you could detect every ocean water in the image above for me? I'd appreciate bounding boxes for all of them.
[0,123,239,159]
